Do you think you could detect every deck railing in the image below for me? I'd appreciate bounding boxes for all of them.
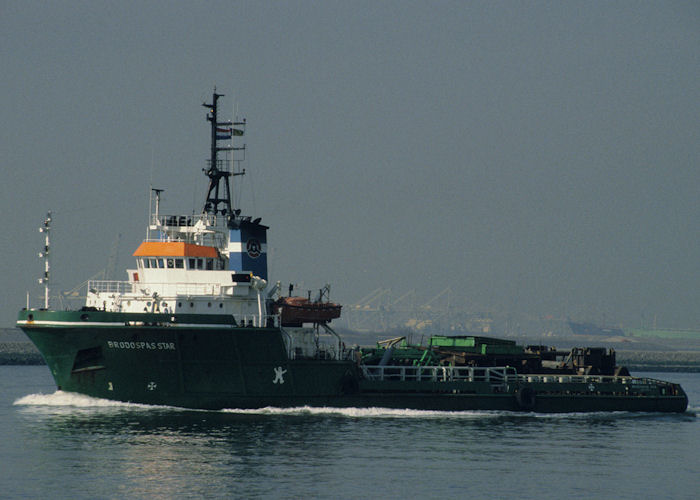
[88,280,229,297]
[88,280,134,294]
[362,365,518,388]
[519,374,675,387]
[151,213,219,228]
[361,366,680,394]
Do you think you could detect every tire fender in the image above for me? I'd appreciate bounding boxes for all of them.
[516,386,536,410]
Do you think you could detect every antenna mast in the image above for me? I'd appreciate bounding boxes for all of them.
[38,211,52,309]
[147,187,164,240]
[202,90,246,226]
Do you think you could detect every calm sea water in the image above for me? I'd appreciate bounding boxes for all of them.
[1,366,698,499]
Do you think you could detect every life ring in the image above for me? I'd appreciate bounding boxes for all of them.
[516,386,536,410]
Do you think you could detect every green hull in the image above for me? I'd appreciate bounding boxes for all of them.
[18,310,688,413]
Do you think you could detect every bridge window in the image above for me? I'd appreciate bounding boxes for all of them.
[142,259,150,269]
[157,258,164,269]
[206,259,213,270]
[197,258,203,270]
[175,259,184,269]
[188,258,196,269]
[167,258,174,268]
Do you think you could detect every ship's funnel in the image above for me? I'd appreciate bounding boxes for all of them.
[227,219,268,279]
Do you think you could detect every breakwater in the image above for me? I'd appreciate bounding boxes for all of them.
[0,342,45,365]
[616,350,700,372]
[0,329,45,365]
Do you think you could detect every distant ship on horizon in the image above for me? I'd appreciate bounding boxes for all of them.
[567,321,625,337]
[568,320,700,340]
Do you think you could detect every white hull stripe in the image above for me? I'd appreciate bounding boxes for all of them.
[17,320,241,329]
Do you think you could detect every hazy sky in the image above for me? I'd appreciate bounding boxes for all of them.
[2,1,699,329]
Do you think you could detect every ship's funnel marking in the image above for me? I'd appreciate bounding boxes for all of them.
[228,224,267,279]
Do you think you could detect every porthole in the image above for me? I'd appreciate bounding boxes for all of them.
[219,303,223,308]
[190,302,194,308]
[207,302,212,307]
[178,302,182,308]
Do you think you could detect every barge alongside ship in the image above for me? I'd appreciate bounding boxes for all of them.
[17,91,688,413]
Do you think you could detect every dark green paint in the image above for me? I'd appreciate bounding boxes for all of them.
[18,309,688,412]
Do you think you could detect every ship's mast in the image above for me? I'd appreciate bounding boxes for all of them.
[38,211,51,309]
[202,90,246,226]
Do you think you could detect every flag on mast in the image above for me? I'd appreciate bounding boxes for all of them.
[216,127,244,140]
